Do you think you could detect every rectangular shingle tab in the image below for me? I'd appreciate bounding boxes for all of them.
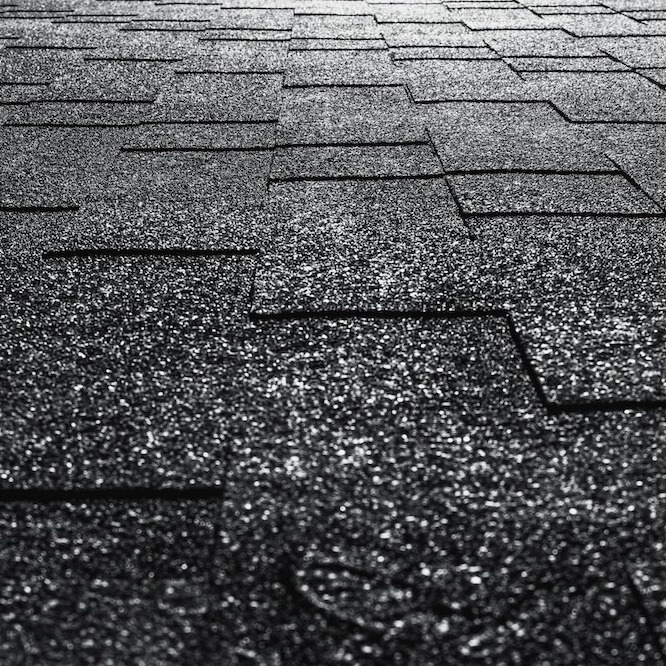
[270,143,442,181]
[0,254,252,488]
[448,173,663,216]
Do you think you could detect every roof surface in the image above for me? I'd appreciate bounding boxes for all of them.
[1,0,666,663]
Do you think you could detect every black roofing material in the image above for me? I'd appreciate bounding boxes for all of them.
[3,0,666,662]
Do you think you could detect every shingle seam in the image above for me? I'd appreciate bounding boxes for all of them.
[290,47,387,51]
[27,98,157,104]
[174,69,285,74]
[5,119,280,128]
[84,57,183,62]
[120,146,273,152]
[4,45,98,50]
[458,211,666,219]
[268,174,444,184]
[606,155,666,214]
[275,140,430,149]
[0,487,227,502]
[284,82,405,89]
[444,169,622,175]
[1,205,79,213]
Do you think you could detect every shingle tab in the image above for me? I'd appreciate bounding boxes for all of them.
[448,173,663,216]
[270,143,443,181]
[0,254,252,488]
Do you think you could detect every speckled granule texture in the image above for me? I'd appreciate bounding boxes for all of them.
[2,0,666,663]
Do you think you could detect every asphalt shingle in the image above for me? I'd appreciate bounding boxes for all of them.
[270,143,442,181]
[423,101,609,171]
[149,71,282,122]
[285,50,402,86]
[0,254,252,488]
[523,71,666,123]
[0,500,224,664]
[401,59,534,101]
[3,1,666,662]
[277,86,423,144]
[448,172,662,216]
[214,315,666,662]
[0,126,123,208]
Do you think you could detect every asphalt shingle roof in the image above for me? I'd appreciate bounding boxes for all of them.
[1,0,666,662]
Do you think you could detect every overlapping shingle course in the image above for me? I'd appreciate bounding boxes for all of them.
[1,0,666,662]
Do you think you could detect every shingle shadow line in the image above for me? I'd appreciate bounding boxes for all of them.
[42,248,259,259]
[294,11,375,16]
[65,12,140,17]
[516,68,630,73]
[375,19,465,24]
[546,396,666,415]
[0,81,50,86]
[1,205,79,213]
[249,308,506,322]
[3,6,68,11]
[606,155,666,214]
[291,37,386,41]
[289,47,387,52]
[121,146,273,153]
[174,69,284,75]
[213,3,294,7]
[268,174,443,185]
[53,19,133,24]
[5,122,140,128]
[572,119,666,125]
[0,486,226,503]
[198,37,290,42]
[507,54,623,60]
[119,27,209,32]
[393,45,489,50]
[201,26,291,32]
[25,120,279,131]
[284,83,404,90]
[467,25,578,36]
[446,168,621,176]
[130,18,211,22]
[531,9,624,17]
[636,70,666,89]
[5,44,98,50]
[460,211,665,219]
[27,98,157,104]
[571,32,666,37]
[84,57,184,62]
[395,55,501,61]
[212,4,294,9]
[137,119,279,125]
[275,140,430,149]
